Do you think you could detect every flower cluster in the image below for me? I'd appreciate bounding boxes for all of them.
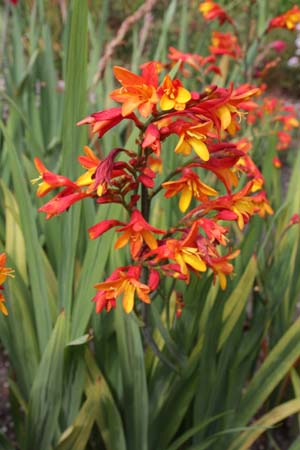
[199,1,241,61]
[34,62,272,314]
[0,253,14,316]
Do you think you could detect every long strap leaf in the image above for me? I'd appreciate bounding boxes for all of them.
[0,118,52,351]
[24,311,66,450]
[58,0,88,318]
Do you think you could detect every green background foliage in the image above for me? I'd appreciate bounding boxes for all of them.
[0,0,300,449]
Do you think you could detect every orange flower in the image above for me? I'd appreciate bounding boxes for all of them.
[159,75,191,111]
[32,158,77,197]
[142,124,161,156]
[272,156,282,169]
[210,31,241,59]
[269,6,300,31]
[199,1,233,25]
[174,121,212,161]
[215,84,260,132]
[114,210,164,259]
[208,249,240,289]
[0,253,14,316]
[162,168,218,212]
[148,155,162,174]
[0,253,15,285]
[76,146,100,188]
[110,66,159,118]
[236,153,265,192]
[277,131,291,150]
[252,192,274,218]
[77,107,126,138]
[38,190,89,219]
[188,182,266,230]
[93,266,153,313]
[168,47,204,71]
[149,223,207,282]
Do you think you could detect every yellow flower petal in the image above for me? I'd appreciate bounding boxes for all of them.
[179,186,192,212]
[189,138,210,161]
[197,181,218,196]
[176,87,191,103]
[0,274,6,284]
[142,230,158,250]
[218,272,227,290]
[183,252,207,272]
[97,184,105,196]
[175,136,192,155]
[160,94,175,111]
[175,253,188,276]
[122,284,135,313]
[217,105,232,130]
[76,169,95,187]
[0,299,8,316]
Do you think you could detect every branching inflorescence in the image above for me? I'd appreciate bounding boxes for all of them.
[33,61,274,315]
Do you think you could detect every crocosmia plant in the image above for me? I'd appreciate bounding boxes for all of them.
[34,63,272,315]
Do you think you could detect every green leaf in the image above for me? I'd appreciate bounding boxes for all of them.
[24,311,66,450]
[0,118,52,351]
[84,349,126,450]
[229,399,300,450]
[115,307,148,450]
[154,0,177,61]
[1,181,28,283]
[218,256,257,350]
[58,0,88,318]
[56,379,102,450]
[166,412,231,450]
[288,438,300,450]
[235,316,300,428]
[66,333,93,347]
[71,204,124,339]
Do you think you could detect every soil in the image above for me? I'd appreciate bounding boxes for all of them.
[0,346,15,444]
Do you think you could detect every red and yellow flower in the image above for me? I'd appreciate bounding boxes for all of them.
[209,31,241,59]
[268,5,300,31]
[149,223,207,282]
[174,121,213,161]
[110,65,159,118]
[159,75,191,111]
[199,1,233,25]
[93,266,156,313]
[32,158,77,197]
[0,253,14,316]
[114,210,164,259]
[162,168,218,212]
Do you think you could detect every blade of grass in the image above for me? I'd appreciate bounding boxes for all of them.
[58,0,88,319]
[0,117,52,351]
[84,349,126,450]
[218,256,257,350]
[235,316,300,427]
[24,311,66,450]
[115,307,148,450]
[56,378,102,450]
[229,399,300,450]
